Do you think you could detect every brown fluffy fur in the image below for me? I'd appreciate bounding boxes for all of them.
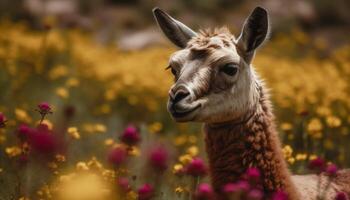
[204,85,350,200]
[204,85,300,200]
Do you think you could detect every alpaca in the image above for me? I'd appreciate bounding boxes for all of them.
[152,7,350,200]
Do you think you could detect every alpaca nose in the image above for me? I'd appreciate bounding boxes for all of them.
[169,86,191,104]
[173,90,190,103]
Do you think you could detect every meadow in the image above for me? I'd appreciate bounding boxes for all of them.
[0,21,349,199]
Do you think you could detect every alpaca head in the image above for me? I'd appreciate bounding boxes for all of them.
[153,7,269,123]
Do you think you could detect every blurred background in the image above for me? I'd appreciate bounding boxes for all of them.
[0,0,349,199]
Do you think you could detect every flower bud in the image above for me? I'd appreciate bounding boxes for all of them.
[120,125,140,146]
[137,183,154,200]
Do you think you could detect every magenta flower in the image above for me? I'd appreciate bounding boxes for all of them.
[335,192,348,200]
[120,125,140,146]
[185,157,207,177]
[326,164,338,176]
[272,190,288,200]
[38,102,51,113]
[137,183,154,200]
[195,183,214,200]
[148,145,169,171]
[222,181,250,194]
[17,124,33,141]
[223,183,238,193]
[36,102,53,123]
[247,189,263,200]
[308,157,326,173]
[117,177,130,193]
[29,124,58,155]
[0,112,7,128]
[108,147,127,167]
[246,167,261,182]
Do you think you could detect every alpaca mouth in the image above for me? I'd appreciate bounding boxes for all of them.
[170,104,201,121]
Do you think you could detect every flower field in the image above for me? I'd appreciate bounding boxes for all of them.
[0,21,349,199]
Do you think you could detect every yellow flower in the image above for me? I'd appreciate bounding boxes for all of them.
[15,108,32,124]
[49,65,68,80]
[309,154,318,160]
[82,123,106,134]
[56,154,66,162]
[148,122,163,134]
[56,173,112,200]
[326,116,341,128]
[179,154,192,165]
[307,118,323,132]
[95,124,107,133]
[66,77,80,87]
[104,138,114,146]
[68,127,80,139]
[175,186,184,194]
[173,164,184,174]
[307,118,323,138]
[76,162,89,171]
[0,134,6,144]
[5,146,21,157]
[295,153,307,161]
[174,136,187,146]
[87,157,103,170]
[282,145,293,158]
[56,87,69,99]
[187,146,199,157]
[316,106,331,117]
[128,147,140,157]
[280,123,293,131]
[18,197,30,200]
[104,89,116,101]
[287,157,296,164]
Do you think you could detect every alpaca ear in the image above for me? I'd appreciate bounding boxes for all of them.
[153,7,197,48]
[237,7,269,63]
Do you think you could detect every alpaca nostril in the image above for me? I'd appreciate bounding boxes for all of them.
[173,90,190,104]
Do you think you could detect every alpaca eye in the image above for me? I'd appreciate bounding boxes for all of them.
[221,63,238,76]
[171,68,177,76]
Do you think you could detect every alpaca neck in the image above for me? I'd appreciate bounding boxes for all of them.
[203,88,300,199]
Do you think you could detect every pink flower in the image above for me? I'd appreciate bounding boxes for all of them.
[326,164,338,176]
[17,124,34,141]
[29,124,57,155]
[335,192,348,200]
[272,190,288,200]
[246,167,261,182]
[117,177,130,193]
[37,102,52,123]
[195,183,214,200]
[148,145,169,171]
[222,183,238,193]
[308,157,326,173]
[137,183,154,200]
[185,157,207,177]
[108,147,127,167]
[222,181,250,193]
[120,125,140,146]
[38,102,51,113]
[0,112,7,128]
[247,189,263,200]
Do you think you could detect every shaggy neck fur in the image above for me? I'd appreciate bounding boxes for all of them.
[204,85,300,200]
